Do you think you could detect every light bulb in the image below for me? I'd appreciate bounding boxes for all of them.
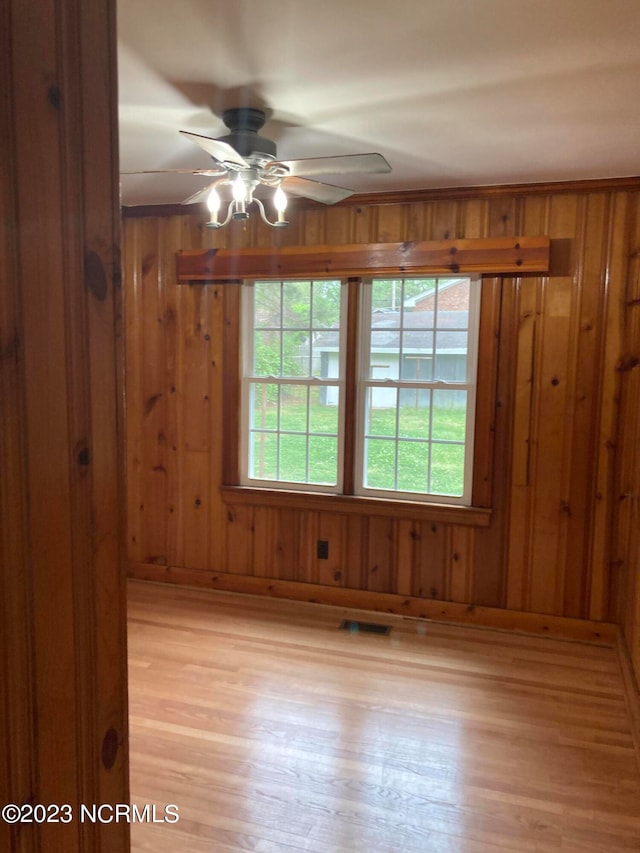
[207,187,220,213]
[274,186,287,213]
[232,175,246,203]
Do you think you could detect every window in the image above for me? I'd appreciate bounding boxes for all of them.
[240,275,480,506]
[241,279,346,492]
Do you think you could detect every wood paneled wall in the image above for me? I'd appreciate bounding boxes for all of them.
[1,1,129,851]
[124,186,639,638]
[614,202,640,685]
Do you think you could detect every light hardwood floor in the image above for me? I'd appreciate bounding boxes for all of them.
[127,581,640,852]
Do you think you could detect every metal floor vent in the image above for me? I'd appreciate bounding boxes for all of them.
[340,619,392,635]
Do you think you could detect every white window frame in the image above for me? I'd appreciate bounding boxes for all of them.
[239,275,480,505]
[240,280,348,493]
[355,276,481,506]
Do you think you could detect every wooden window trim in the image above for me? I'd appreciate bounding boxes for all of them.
[176,237,550,281]
[220,485,492,527]
[211,240,538,519]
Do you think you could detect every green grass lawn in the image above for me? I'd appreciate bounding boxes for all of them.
[250,397,467,495]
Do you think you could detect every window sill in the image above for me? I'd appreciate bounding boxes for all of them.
[220,486,492,527]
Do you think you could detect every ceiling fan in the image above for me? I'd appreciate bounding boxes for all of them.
[126,107,391,228]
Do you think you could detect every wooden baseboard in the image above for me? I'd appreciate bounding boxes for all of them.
[129,562,617,645]
[616,630,640,773]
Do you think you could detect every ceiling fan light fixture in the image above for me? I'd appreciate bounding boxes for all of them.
[204,176,289,229]
[170,107,392,229]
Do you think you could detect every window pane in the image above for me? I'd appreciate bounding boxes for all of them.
[279,385,307,431]
[278,433,308,482]
[254,281,280,328]
[365,387,397,437]
[249,432,278,480]
[432,390,467,440]
[404,306,435,329]
[282,281,310,328]
[250,383,278,430]
[371,279,402,314]
[253,329,281,375]
[280,330,307,376]
[369,330,397,380]
[397,441,430,492]
[434,328,468,381]
[430,443,465,496]
[312,280,341,328]
[309,386,339,434]
[403,278,437,311]
[364,438,396,490]
[312,334,339,378]
[308,436,338,485]
[398,394,431,439]
[401,352,433,381]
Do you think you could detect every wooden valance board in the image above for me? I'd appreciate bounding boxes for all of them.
[176,237,551,282]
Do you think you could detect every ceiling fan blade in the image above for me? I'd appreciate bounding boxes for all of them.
[179,130,248,170]
[282,176,354,205]
[270,152,391,179]
[180,183,217,205]
[120,168,227,177]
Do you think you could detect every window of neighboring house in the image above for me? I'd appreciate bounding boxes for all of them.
[240,275,480,506]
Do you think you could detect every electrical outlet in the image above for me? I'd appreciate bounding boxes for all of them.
[317,539,329,560]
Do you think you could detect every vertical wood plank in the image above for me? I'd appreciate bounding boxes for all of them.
[344,515,365,589]
[165,217,185,567]
[2,1,129,850]
[273,509,301,581]
[473,273,518,608]
[325,207,354,245]
[563,193,610,617]
[315,513,348,587]
[472,277,501,507]
[590,192,629,620]
[125,219,144,564]
[181,451,210,570]
[253,507,275,578]
[448,526,475,603]
[506,195,550,611]
[365,517,394,593]
[375,204,405,242]
[225,504,255,576]
[431,201,460,239]
[209,283,227,570]
[528,194,579,614]
[222,284,241,484]
[140,218,168,564]
[302,209,326,245]
[414,521,446,599]
[396,520,416,596]
[613,192,640,679]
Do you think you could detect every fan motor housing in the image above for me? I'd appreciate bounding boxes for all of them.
[219,107,277,160]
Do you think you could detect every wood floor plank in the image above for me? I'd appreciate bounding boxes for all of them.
[128,581,640,852]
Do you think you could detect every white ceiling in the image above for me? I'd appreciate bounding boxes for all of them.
[118,0,640,207]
